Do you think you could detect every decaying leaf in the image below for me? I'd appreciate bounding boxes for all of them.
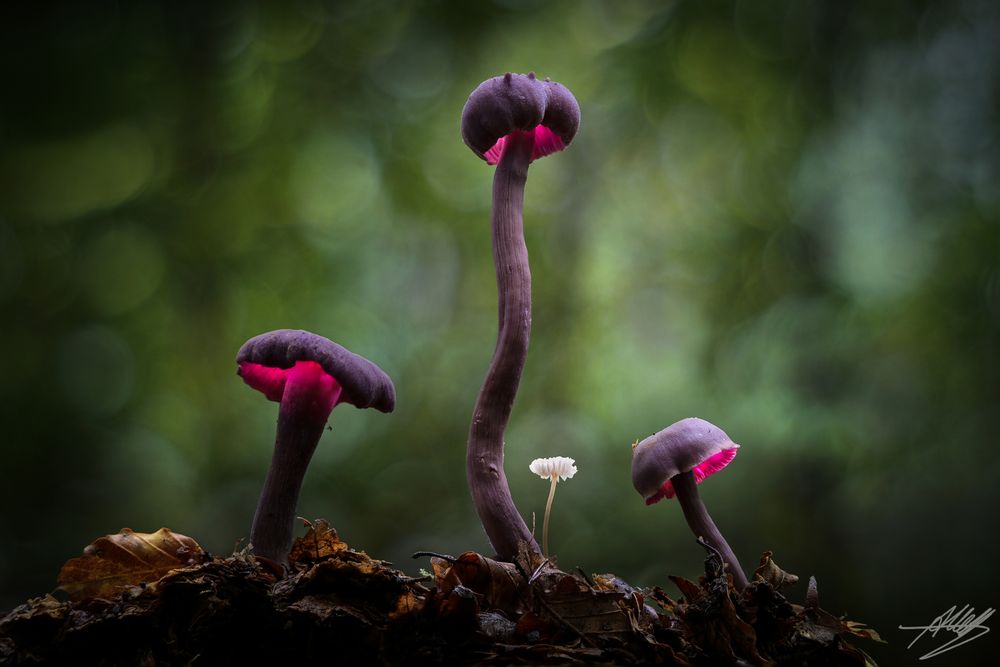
[439,551,524,613]
[669,575,704,604]
[56,527,206,601]
[389,589,424,619]
[843,620,885,643]
[649,586,679,614]
[678,550,766,665]
[542,588,635,635]
[287,518,347,565]
[592,573,641,596]
[753,551,800,589]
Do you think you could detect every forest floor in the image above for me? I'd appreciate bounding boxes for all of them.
[0,521,881,665]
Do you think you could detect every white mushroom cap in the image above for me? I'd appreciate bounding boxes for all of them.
[529,456,578,481]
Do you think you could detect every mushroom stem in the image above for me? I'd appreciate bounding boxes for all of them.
[467,129,539,560]
[250,373,341,566]
[671,470,748,591]
[542,476,558,557]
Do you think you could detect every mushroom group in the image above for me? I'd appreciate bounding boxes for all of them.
[460,72,581,561]
[229,71,757,594]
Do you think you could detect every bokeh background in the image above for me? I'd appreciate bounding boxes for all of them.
[2,1,998,663]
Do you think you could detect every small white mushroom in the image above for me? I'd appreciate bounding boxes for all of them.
[529,456,578,557]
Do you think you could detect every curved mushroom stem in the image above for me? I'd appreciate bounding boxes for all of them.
[250,368,341,566]
[671,470,748,591]
[542,476,559,557]
[467,129,539,560]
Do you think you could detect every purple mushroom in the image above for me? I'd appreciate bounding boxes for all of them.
[460,72,580,560]
[631,417,749,590]
[237,329,395,567]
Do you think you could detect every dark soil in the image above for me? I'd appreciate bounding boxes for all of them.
[0,521,880,666]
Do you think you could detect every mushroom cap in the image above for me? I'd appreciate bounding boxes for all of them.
[529,456,578,482]
[237,329,395,412]
[461,72,580,165]
[631,417,739,505]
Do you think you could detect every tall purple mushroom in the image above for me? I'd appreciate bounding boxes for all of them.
[631,417,749,590]
[460,72,580,560]
[237,329,395,567]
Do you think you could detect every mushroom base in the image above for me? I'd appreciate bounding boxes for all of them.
[250,413,326,566]
[671,470,749,590]
[250,370,341,566]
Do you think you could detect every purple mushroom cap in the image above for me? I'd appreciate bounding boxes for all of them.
[237,329,395,413]
[461,72,581,165]
[631,417,740,505]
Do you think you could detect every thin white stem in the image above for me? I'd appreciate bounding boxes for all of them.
[543,476,559,557]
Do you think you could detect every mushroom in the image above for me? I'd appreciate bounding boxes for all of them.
[461,72,580,560]
[528,456,577,558]
[237,329,395,566]
[630,417,748,590]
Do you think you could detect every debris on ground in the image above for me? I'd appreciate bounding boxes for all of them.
[0,522,881,665]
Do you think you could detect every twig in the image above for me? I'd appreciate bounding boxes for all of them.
[411,551,456,563]
[528,558,550,585]
[695,535,722,560]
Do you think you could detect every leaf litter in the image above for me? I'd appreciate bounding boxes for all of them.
[1,521,881,665]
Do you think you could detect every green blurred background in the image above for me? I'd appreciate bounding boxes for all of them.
[2,1,998,663]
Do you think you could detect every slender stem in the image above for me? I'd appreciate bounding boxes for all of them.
[250,379,338,566]
[467,130,539,560]
[671,470,748,591]
[543,477,558,557]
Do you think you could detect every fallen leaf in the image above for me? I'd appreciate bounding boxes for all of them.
[542,588,634,635]
[649,586,679,615]
[287,518,347,565]
[592,573,640,596]
[56,528,205,601]
[681,551,769,666]
[669,576,703,604]
[843,620,885,643]
[753,552,799,590]
[447,551,524,613]
[389,589,424,619]
[478,610,516,642]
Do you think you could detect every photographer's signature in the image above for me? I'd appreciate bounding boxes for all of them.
[899,604,994,660]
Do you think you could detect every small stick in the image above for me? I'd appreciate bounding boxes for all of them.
[411,551,456,563]
[528,558,551,585]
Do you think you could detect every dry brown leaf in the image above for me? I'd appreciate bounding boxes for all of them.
[287,518,347,565]
[843,620,886,643]
[649,585,679,615]
[56,527,205,601]
[592,573,641,596]
[669,575,703,604]
[543,588,634,635]
[752,551,799,590]
[389,589,424,619]
[449,551,524,612]
[430,557,451,580]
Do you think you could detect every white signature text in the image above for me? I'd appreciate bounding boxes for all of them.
[898,604,994,660]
